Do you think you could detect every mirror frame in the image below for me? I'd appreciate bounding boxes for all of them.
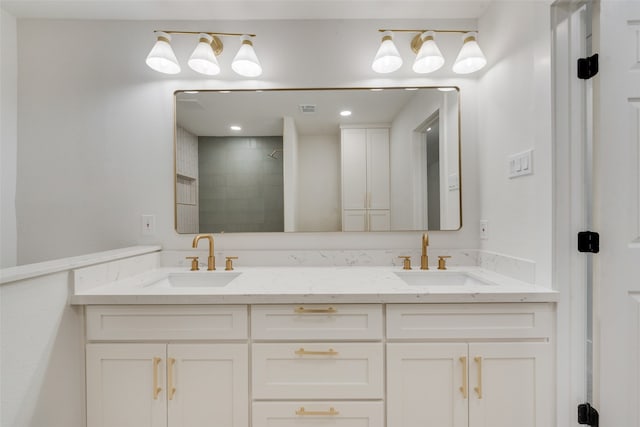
[173,86,462,233]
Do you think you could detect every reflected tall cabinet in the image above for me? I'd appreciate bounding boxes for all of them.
[340,125,391,231]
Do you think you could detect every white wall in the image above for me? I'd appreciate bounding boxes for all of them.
[477,2,553,285]
[1,9,18,268]
[13,18,483,265]
[1,273,86,427]
[390,88,468,231]
[282,116,299,231]
[297,133,341,232]
[442,90,461,230]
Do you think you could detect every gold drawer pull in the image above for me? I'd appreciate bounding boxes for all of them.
[460,356,468,398]
[168,358,176,400]
[295,348,339,356]
[294,306,337,314]
[152,357,162,400]
[296,407,340,416]
[474,356,483,399]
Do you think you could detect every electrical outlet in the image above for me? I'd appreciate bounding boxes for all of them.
[141,215,156,235]
[480,220,489,240]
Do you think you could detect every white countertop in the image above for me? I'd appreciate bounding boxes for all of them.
[0,246,162,285]
[71,265,557,305]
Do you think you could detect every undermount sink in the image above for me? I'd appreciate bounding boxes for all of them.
[394,271,492,287]
[147,271,242,288]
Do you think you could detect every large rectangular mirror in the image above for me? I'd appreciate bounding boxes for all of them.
[175,87,461,233]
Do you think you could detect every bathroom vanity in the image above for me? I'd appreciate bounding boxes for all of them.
[74,263,556,427]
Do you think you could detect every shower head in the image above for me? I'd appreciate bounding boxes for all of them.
[268,149,282,159]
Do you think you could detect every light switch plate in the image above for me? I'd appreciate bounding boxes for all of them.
[508,149,534,178]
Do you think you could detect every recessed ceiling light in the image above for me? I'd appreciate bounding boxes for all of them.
[340,110,352,117]
[230,125,242,131]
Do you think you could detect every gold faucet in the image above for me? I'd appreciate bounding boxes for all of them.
[421,232,429,270]
[192,234,215,271]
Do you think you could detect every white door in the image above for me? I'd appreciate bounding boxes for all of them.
[593,2,640,426]
[341,129,367,210]
[468,343,553,427]
[366,128,390,210]
[167,344,248,427]
[387,343,468,427]
[86,344,167,427]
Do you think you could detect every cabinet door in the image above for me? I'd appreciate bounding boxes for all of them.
[342,209,367,231]
[168,344,248,427]
[368,210,390,231]
[468,343,553,427]
[387,343,468,427]
[341,129,367,210]
[366,128,390,210]
[86,343,167,427]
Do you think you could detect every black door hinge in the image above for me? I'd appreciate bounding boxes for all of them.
[578,53,599,79]
[578,403,599,426]
[578,231,600,253]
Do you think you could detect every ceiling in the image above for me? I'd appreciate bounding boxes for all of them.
[176,88,451,137]
[1,0,495,20]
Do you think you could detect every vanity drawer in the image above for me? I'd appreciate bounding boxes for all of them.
[386,303,554,340]
[251,304,383,340]
[252,342,384,399]
[86,305,248,341]
[252,401,384,427]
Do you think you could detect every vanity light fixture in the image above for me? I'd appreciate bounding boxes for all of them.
[146,30,262,77]
[452,32,487,74]
[371,31,403,73]
[372,29,486,75]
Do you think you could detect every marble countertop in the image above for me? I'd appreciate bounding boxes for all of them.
[71,265,558,305]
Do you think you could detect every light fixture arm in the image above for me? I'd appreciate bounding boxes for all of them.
[156,30,257,37]
[153,31,257,57]
[377,29,479,54]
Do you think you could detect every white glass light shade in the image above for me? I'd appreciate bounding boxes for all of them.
[188,33,220,75]
[412,31,445,74]
[145,32,181,74]
[452,32,487,74]
[232,35,262,77]
[371,31,402,73]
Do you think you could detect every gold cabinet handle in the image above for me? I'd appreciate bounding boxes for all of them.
[460,356,468,398]
[296,407,340,416]
[474,356,483,399]
[294,306,336,314]
[152,357,162,400]
[168,358,176,400]
[295,348,339,356]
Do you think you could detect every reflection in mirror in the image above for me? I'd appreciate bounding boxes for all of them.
[175,88,461,233]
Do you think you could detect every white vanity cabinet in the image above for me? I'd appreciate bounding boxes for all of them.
[340,126,390,231]
[250,304,385,427]
[386,304,554,427]
[82,301,555,427]
[85,305,249,427]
